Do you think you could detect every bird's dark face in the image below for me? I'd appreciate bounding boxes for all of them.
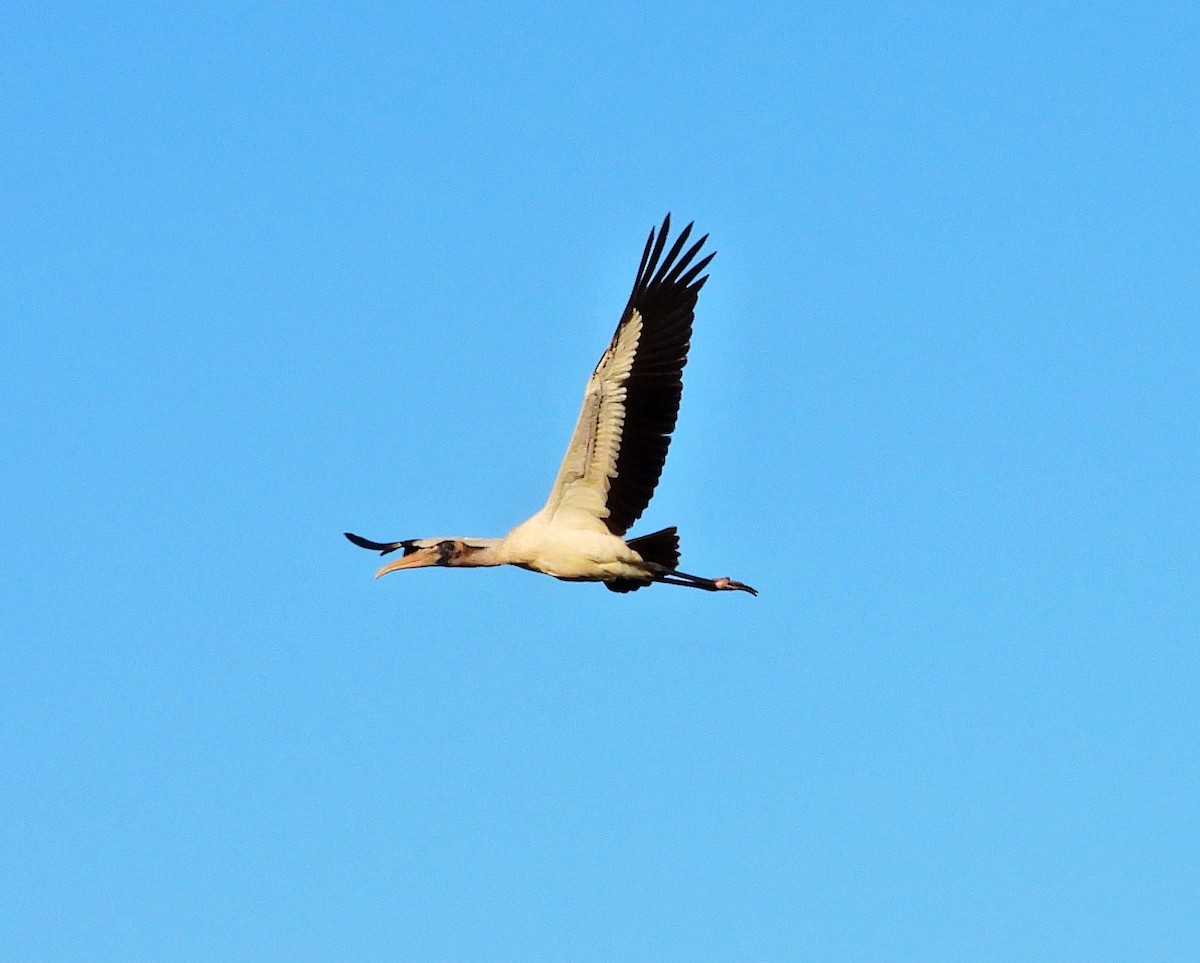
[374,540,479,578]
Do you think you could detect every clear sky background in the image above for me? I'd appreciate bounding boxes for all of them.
[3,2,1197,960]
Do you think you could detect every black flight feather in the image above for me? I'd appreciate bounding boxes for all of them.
[344,532,415,556]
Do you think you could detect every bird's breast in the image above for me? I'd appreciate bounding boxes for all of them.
[500,512,645,580]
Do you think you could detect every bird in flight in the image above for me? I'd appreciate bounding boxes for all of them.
[346,214,757,596]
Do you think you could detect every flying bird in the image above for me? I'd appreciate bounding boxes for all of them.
[346,214,757,596]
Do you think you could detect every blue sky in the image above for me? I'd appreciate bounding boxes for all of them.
[3,2,1197,959]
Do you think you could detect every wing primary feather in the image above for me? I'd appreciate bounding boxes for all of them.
[641,215,672,291]
[652,222,694,285]
[344,532,411,555]
[664,235,710,284]
[631,225,657,299]
[677,250,716,288]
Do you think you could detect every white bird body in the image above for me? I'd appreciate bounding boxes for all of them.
[346,215,757,596]
[499,509,647,581]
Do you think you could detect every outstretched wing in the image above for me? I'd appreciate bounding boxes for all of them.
[541,214,714,535]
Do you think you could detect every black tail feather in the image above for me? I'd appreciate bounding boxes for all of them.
[605,526,681,594]
[626,526,680,570]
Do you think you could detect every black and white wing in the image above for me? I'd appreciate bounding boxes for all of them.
[542,214,714,535]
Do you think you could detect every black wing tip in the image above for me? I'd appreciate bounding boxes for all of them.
[345,532,404,555]
[634,213,714,296]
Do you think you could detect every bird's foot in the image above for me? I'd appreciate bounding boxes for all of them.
[714,577,758,596]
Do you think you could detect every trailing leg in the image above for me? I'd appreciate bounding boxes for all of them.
[646,563,758,596]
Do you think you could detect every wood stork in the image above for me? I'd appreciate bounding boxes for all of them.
[346,214,757,596]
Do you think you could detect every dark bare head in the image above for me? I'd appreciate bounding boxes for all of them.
[344,533,501,578]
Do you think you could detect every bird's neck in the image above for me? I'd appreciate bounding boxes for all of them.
[451,539,508,568]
